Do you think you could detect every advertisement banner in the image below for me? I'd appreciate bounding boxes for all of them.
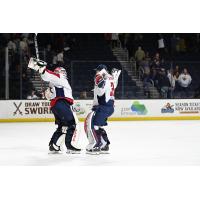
[1,99,200,122]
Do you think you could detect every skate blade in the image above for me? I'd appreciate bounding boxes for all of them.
[100,151,110,154]
[66,150,81,154]
[86,151,100,155]
[48,151,62,155]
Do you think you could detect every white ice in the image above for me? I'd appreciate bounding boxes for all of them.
[0,121,200,165]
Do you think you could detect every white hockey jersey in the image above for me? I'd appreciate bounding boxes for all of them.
[41,69,74,107]
[93,69,121,106]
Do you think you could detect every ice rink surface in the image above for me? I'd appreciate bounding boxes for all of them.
[0,121,200,166]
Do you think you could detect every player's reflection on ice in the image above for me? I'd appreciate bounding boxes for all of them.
[0,121,200,165]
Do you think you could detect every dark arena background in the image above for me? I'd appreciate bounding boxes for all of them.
[1,33,200,100]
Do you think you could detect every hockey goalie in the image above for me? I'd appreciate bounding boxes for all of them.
[84,64,121,155]
[28,57,81,154]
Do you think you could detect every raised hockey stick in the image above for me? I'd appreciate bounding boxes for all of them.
[34,33,40,60]
[34,33,45,96]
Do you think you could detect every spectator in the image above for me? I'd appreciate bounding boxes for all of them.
[173,70,181,97]
[174,71,180,81]
[178,68,192,97]
[174,65,180,76]
[157,69,171,98]
[167,68,176,98]
[111,33,119,49]
[152,52,161,69]
[134,46,145,66]
[145,52,151,62]
[140,54,151,76]
[63,47,71,66]
[57,50,64,65]
[80,91,88,99]
[27,90,39,100]
[135,46,145,69]
[52,51,58,65]
[19,37,29,54]
[19,38,28,52]
[143,72,152,98]
[7,39,16,53]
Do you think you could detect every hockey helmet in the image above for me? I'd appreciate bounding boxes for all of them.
[54,67,67,78]
[94,64,107,72]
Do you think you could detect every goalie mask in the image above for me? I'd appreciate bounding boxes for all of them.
[54,67,67,79]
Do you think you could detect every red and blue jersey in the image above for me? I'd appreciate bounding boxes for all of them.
[41,69,74,107]
[93,69,121,107]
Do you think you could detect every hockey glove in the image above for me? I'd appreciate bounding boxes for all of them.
[28,57,47,74]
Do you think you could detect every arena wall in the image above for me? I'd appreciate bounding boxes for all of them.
[0,99,200,122]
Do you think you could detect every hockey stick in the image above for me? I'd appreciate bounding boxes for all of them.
[34,33,45,97]
[34,33,40,60]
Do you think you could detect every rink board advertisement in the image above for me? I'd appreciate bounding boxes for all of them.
[0,99,200,122]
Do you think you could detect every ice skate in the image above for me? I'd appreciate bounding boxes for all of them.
[66,145,81,154]
[48,143,62,154]
[100,144,110,154]
[86,147,101,155]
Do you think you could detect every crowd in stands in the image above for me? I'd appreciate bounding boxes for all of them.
[137,51,193,99]
[118,33,200,60]
[0,33,200,100]
[0,33,80,99]
[115,33,200,99]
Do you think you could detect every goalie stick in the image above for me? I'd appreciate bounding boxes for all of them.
[34,33,45,96]
[34,33,40,60]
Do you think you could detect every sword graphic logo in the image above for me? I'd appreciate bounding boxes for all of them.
[13,102,23,115]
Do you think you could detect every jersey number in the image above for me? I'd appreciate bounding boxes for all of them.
[110,82,115,96]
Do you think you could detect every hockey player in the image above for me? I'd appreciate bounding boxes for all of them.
[84,64,121,154]
[28,58,81,154]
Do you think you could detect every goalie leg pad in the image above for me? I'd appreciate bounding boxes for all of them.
[84,112,103,150]
[70,106,81,149]
[64,120,81,153]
